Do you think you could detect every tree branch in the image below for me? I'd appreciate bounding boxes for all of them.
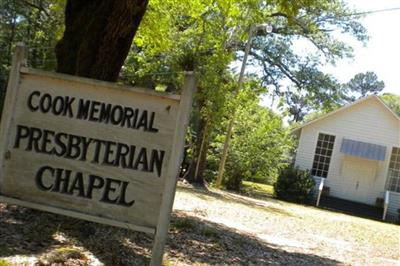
[249,50,303,89]
[21,0,50,17]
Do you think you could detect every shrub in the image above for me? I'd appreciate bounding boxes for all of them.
[211,95,294,191]
[274,165,315,203]
[171,217,196,230]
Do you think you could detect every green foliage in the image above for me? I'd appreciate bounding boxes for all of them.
[171,217,197,230]
[0,0,64,114]
[343,71,385,100]
[209,86,294,191]
[274,165,315,203]
[381,93,400,116]
[0,260,11,266]
[0,0,372,189]
[248,1,368,122]
[126,0,369,125]
[241,181,274,198]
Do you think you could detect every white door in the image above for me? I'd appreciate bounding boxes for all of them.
[340,157,377,204]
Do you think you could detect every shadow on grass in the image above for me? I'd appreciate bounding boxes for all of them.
[1,203,340,265]
[168,211,340,265]
[178,185,295,217]
[0,204,153,265]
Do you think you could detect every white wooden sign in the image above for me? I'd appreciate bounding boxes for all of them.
[0,44,195,265]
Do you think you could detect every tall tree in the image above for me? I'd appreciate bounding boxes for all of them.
[344,71,385,101]
[248,1,368,122]
[55,0,148,82]
[122,0,368,185]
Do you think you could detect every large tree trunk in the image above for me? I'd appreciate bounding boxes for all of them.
[55,0,148,82]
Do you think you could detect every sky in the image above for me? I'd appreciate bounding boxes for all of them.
[259,0,400,109]
[326,0,400,95]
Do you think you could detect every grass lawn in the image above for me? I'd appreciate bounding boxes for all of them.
[241,180,274,196]
[0,183,399,265]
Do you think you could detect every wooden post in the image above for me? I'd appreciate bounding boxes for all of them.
[150,72,196,266]
[316,178,324,207]
[0,43,26,191]
[382,190,389,220]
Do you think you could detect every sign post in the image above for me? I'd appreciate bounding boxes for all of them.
[0,43,195,265]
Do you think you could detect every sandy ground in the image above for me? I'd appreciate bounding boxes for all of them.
[172,186,399,266]
[0,184,399,265]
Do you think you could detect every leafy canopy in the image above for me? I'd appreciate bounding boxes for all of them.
[343,71,385,101]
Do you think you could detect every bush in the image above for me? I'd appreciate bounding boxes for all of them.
[224,165,243,191]
[210,92,294,191]
[274,165,315,203]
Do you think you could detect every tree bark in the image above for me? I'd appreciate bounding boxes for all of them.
[185,117,210,186]
[55,0,148,82]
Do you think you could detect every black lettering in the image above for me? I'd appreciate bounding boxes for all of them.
[54,132,68,156]
[100,178,121,204]
[136,110,148,131]
[86,175,105,199]
[131,109,139,128]
[27,91,40,112]
[114,143,130,168]
[133,148,149,171]
[77,99,91,119]
[110,105,123,125]
[99,103,112,123]
[79,137,93,161]
[14,125,30,148]
[102,141,116,165]
[127,145,136,169]
[150,150,165,177]
[68,172,85,197]
[26,127,43,152]
[39,93,52,113]
[41,129,55,154]
[52,168,71,194]
[122,107,134,127]
[35,165,54,191]
[89,101,101,122]
[91,139,105,164]
[52,96,64,115]
[118,181,135,207]
[63,96,75,117]
[92,140,102,163]
[65,135,82,159]
[148,112,159,132]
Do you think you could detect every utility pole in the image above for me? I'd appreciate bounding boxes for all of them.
[215,24,272,188]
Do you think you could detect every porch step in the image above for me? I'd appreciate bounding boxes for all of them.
[319,196,383,220]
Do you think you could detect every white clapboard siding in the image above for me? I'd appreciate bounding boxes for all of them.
[295,96,400,206]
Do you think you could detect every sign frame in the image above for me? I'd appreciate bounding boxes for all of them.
[0,43,195,265]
